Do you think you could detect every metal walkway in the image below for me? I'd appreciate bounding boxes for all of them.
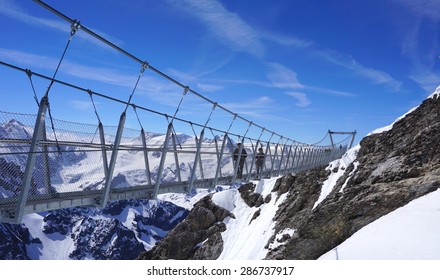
[0,1,356,223]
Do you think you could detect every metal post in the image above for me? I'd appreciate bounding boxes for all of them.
[15,95,49,222]
[101,112,126,207]
[141,129,152,186]
[298,146,307,172]
[309,147,317,168]
[289,144,299,173]
[305,147,314,169]
[283,143,293,175]
[98,122,109,178]
[315,148,323,167]
[348,131,357,149]
[171,133,182,183]
[213,133,228,188]
[153,123,173,198]
[188,129,205,192]
[41,123,54,195]
[269,138,282,177]
[277,139,288,176]
[197,137,205,181]
[329,130,335,149]
[212,135,222,179]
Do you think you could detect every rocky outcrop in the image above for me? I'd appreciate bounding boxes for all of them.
[239,182,264,207]
[0,223,40,260]
[266,95,440,259]
[137,195,233,260]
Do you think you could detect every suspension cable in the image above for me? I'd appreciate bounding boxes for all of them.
[25,69,40,106]
[44,20,80,99]
[88,89,102,124]
[203,102,217,128]
[311,131,329,146]
[132,105,144,131]
[171,86,189,124]
[44,20,80,154]
[125,62,148,112]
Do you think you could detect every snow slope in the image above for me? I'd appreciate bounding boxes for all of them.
[319,189,440,260]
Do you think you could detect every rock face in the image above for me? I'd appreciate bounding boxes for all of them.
[0,223,41,260]
[266,94,440,259]
[137,195,232,260]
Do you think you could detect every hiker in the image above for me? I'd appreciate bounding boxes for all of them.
[233,143,247,179]
[255,147,265,177]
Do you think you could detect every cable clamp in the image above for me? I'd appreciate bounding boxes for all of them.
[70,19,81,36]
[141,61,149,73]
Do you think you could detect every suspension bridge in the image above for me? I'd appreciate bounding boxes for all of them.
[0,0,356,224]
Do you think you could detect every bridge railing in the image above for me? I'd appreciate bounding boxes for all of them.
[0,109,347,223]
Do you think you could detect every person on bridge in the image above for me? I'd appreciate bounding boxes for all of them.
[233,143,247,179]
[255,147,265,178]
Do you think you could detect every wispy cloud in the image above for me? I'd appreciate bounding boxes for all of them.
[167,0,310,58]
[265,62,305,89]
[317,49,402,92]
[0,0,68,31]
[286,92,311,108]
[410,71,440,93]
[168,0,264,57]
[69,100,95,111]
[221,96,284,120]
[395,0,440,22]
[259,30,313,49]
[197,82,224,92]
[0,0,122,50]
[394,0,440,93]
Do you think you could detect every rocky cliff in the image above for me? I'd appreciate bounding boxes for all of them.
[140,92,440,260]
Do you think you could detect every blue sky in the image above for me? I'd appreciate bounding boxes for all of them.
[0,0,439,145]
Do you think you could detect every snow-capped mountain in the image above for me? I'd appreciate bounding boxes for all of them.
[0,199,188,260]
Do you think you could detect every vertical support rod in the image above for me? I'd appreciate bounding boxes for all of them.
[348,131,357,149]
[154,123,173,198]
[197,137,205,181]
[277,139,287,176]
[283,144,293,175]
[15,95,49,222]
[290,144,299,173]
[140,129,152,186]
[264,141,273,178]
[329,130,335,149]
[269,138,282,177]
[213,133,228,188]
[171,133,182,183]
[101,112,126,207]
[98,122,109,178]
[41,123,54,195]
[188,129,205,192]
